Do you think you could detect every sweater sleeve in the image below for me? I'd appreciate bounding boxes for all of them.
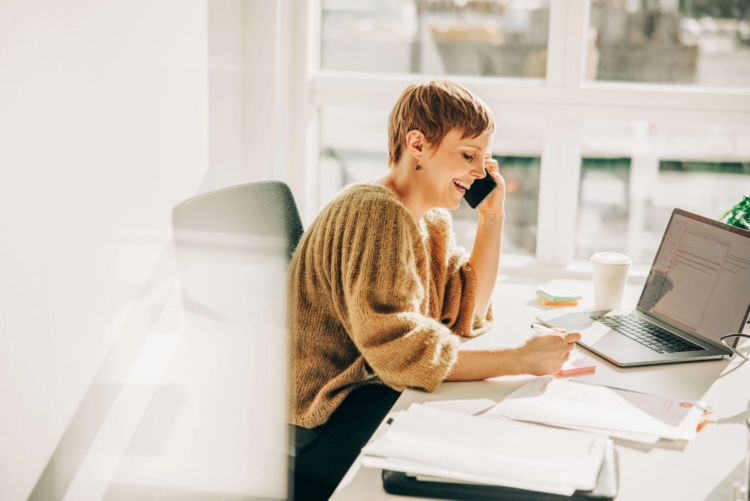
[431,211,494,338]
[440,251,493,338]
[333,194,459,393]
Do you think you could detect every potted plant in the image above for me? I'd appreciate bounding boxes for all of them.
[720,194,750,231]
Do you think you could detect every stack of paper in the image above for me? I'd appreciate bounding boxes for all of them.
[362,403,611,496]
[536,285,582,306]
[484,377,708,444]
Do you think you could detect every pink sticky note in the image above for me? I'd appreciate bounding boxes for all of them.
[558,355,596,376]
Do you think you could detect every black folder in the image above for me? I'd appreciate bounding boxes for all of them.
[382,441,619,501]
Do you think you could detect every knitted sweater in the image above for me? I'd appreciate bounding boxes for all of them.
[288,184,493,428]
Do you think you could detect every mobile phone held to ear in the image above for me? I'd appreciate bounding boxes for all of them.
[463,168,498,209]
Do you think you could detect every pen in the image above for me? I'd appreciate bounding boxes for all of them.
[530,323,559,334]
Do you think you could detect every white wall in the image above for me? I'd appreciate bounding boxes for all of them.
[205,0,245,193]
[0,2,209,499]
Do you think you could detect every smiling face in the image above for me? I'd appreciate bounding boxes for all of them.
[419,129,492,210]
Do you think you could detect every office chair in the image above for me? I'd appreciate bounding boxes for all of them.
[171,181,318,459]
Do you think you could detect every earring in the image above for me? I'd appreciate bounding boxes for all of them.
[415,164,421,171]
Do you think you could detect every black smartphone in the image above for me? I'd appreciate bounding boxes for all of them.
[463,168,498,209]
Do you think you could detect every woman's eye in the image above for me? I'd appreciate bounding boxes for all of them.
[462,153,474,161]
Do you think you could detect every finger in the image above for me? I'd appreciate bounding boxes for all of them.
[564,331,582,343]
[491,171,505,186]
[542,331,566,340]
[553,328,567,334]
[564,351,571,361]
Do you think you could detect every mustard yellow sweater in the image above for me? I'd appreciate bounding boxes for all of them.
[288,184,493,428]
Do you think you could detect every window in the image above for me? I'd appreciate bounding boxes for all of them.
[576,120,750,264]
[588,0,750,87]
[289,0,750,273]
[321,0,551,78]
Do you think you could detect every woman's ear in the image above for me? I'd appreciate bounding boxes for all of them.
[405,130,426,160]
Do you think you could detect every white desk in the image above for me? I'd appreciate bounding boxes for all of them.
[331,277,750,501]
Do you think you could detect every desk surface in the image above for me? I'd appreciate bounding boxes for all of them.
[331,277,750,501]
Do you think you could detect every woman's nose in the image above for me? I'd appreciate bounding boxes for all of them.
[471,162,486,178]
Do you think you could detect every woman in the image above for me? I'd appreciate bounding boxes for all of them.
[288,80,580,499]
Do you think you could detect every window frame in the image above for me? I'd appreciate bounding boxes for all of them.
[288,0,750,274]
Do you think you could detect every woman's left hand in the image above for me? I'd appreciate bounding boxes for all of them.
[477,152,505,216]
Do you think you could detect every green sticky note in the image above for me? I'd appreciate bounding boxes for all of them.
[536,285,583,303]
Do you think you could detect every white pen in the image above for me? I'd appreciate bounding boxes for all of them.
[530,323,558,334]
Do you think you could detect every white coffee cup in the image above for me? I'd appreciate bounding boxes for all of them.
[590,252,632,310]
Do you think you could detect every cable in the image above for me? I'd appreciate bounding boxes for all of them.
[720,334,750,361]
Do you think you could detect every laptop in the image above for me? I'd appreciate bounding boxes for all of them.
[537,209,750,367]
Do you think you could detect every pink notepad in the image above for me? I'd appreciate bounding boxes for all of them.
[558,355,596,376]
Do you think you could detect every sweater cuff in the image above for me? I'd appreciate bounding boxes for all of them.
[421,334,460,393]
[471,301,494,337]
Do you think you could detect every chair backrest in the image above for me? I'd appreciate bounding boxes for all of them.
[170,181,307,492]
[172,181,304,264]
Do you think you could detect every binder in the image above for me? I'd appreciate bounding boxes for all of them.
[382,440,619,501]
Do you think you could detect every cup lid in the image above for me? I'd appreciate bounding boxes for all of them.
[590,252,632,265]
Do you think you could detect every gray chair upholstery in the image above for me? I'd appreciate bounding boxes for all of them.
[172,181,305,263]
[171,181,317,457]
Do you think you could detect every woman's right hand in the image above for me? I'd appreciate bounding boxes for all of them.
[515,330,581,376]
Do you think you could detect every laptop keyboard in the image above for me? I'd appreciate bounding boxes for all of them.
[590,314,705,354]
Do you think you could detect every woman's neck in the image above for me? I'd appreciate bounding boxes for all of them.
[373,166,430,222]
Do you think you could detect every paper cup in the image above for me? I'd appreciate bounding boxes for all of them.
[590,252,631,310]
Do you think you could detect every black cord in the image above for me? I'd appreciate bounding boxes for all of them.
[720,333,750,361]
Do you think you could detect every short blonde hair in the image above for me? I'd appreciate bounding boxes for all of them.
[387,80,495,167]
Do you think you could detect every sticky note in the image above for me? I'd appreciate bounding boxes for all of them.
[536,285,583,303]
[558,355,596,376]
[537,296,579,306]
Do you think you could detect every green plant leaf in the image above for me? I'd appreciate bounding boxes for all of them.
[721,196,750,231]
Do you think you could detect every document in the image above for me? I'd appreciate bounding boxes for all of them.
[361,403,609,494]
[361,456,575,495]
[485,377,706,442]
[550,424,660,444]
[423,398,496,415]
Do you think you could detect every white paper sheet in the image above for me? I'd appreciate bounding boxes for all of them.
[485,377,706,441]
[542,422,661,444]
[361,404,608,492]
[479,414,660,444]
[423,399,496,415]
[362,456,576,496]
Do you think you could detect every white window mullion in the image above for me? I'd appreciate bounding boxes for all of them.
[284,0,319,227]
[536,115,583,266]
[301,0,322,227]
[311,73,750,115]
[562,0,591,87]
[544,0,568,87]
[546,0,590,88]
[307,0,321,76]
[536,0,589,267]
[301,109,321,228]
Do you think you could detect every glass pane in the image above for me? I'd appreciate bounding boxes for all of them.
[588,0,750,87]
[321,0,551,78]
[319,107,543,255]
[576,120,750,264]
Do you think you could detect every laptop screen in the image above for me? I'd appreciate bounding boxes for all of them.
[638,210,750,344]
